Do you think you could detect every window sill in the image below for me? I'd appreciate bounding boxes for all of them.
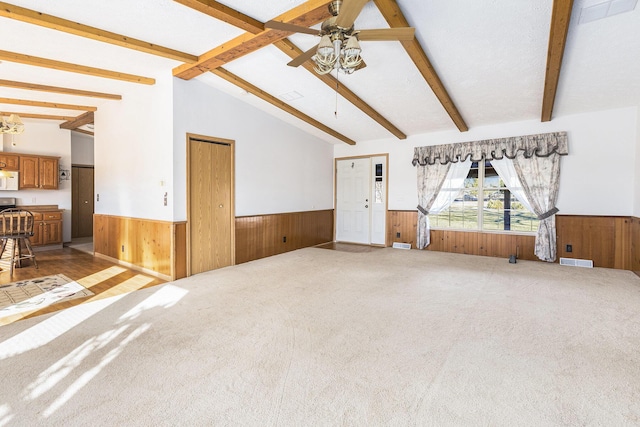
[430,228,537,237]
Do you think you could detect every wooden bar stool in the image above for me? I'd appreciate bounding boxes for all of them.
[0,209,38,276]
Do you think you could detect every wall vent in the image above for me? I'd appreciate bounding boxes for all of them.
[392,242,411,250]
[559,257,594,268]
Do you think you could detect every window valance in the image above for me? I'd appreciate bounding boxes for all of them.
[412,132,569,166]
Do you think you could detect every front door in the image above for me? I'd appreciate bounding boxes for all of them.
[336,158,371,244]
[188,136,234,275]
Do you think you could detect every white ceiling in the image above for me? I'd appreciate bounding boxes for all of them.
[0,0,639,144]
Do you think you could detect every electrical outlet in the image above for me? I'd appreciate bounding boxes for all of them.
[566,244,572,253]
[163,192,168,206]
[283,236,286,243]
[396,232,401,238]
[121,245,125,252]
[97,193,100,202]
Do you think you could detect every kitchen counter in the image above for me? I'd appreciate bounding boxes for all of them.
[16,205,64,212]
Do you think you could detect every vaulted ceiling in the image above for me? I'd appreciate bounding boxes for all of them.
[0,0,639,144]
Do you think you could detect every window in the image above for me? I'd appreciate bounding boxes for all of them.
[429,161,538,232]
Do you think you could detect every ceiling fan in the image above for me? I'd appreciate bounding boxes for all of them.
[265,0,415,75]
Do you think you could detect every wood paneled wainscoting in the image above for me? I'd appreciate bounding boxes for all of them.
[631,217,640,274]
[555,215,633,270]
[235,210,333,264]
[387,211,640,270]
[94,214,187,281]
[386,210,537,261]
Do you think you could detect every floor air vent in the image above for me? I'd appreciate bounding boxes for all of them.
[392,242,411,250]
[559,257,594,268]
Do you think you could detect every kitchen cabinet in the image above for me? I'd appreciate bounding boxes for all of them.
[30,210,63,247]
[19,155,59,190]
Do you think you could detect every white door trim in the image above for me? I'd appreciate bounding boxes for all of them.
[334,154,389,246]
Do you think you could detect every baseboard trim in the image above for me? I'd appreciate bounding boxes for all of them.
[94,252,172,282]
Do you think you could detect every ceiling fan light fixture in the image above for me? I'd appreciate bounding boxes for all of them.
[340,36,362,72]
[314,35,338,75]
[0,114,25,135]
[316,35,335,57]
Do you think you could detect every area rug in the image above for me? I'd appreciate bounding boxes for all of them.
[0,274,93,319]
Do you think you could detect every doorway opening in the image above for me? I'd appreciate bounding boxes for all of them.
[334,154,388,246]
[69,165,94,254]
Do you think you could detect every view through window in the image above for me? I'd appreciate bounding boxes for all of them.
[429,161,539,232]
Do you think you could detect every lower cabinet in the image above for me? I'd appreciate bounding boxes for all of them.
[31,210,63,246]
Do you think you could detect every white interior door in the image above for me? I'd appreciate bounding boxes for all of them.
[336,158,371,244]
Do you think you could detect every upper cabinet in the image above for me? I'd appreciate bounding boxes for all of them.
[19,155,59,190]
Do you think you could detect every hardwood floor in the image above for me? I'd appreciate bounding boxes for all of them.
[0,247,165,325]
[316,242,383,253]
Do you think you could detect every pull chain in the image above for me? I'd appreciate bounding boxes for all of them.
[334,71,339,118]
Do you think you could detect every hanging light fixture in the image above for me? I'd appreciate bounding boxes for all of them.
[313,33,362,75]
[0,114,25,134]
[340,36,362,71]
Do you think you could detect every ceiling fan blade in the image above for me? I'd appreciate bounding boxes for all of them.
[335,0,369,29]
[356,27,415,41]
[265,20,320,36]
[287,45,318,67]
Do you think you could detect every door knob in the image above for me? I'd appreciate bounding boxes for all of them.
[219,204,223,208]
[84,200,88,204]
[365,205,368,208]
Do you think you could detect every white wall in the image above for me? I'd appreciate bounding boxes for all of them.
[1,121,72,242]
[172,78,334,219]
[94,73,175,221]
[335,107,638,216]
[71,132,94,166]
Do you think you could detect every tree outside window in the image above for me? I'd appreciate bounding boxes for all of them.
[429,161,538,232]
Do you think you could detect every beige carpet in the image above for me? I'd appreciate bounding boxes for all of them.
[0,248,639,425]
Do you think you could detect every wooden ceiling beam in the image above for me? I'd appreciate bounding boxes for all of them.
[60,111,94,130]
[0,97,97,111]
[0,50,155,85]
[210,68,355,145]
[173,0,264,34]
[275,39,406,139]
[0,111,76,121]
[373,0,468,132]
[173,0,333,80]
[177,2,405,139]
[541,0,574,122]
[0,79,122,100]
[0,1,197,63]
[72,128,94,136]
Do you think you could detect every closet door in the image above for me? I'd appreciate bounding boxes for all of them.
[188,136,234,275]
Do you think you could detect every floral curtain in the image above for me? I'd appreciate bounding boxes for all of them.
[416,162,450,249]
[512,153,562,262]
[414,132,568,258]
[413,132,568,166]
[416,161,471,248]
